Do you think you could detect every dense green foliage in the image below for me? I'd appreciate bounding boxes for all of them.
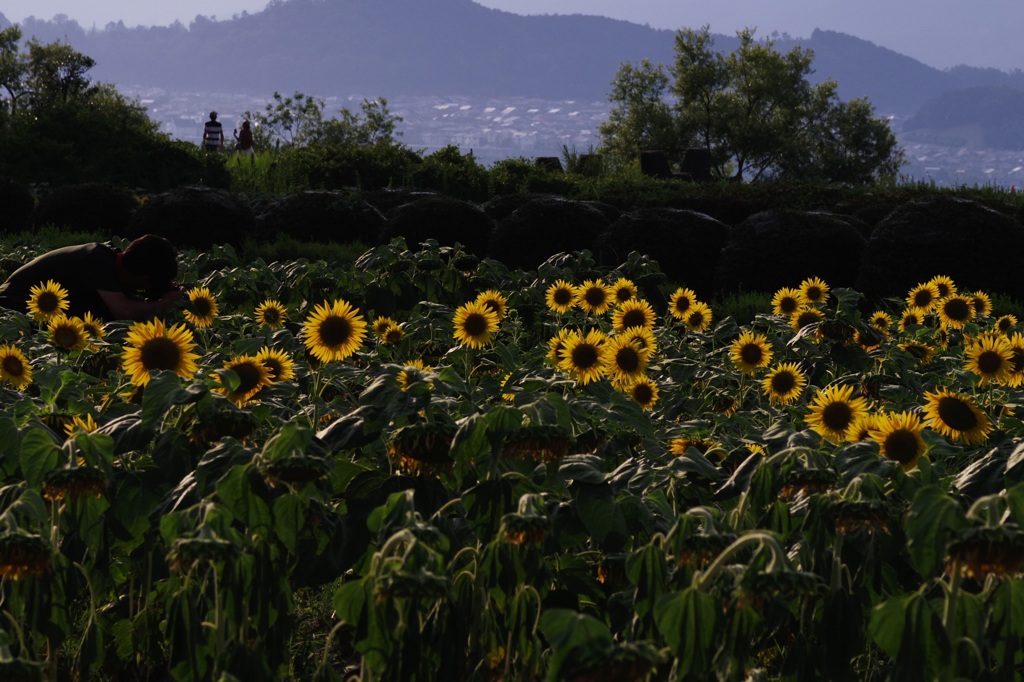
[0,27,226,190]
[599,27,905,183]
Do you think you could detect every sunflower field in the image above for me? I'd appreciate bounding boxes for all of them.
[4,234,1024,681]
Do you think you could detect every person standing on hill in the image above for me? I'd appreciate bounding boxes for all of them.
[234,120,254,155]
[202,111,225,152]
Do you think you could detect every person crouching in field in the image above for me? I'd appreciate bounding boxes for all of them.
[0,234,182,321]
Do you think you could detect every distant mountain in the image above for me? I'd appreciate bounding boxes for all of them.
[902,86,1024,150]
[4,0,1024,118]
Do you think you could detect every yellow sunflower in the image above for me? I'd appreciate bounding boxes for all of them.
[256,346,295,382]
[64,413,99,438]
[610,277,638,304]
[906,282,940,314]
[899,309,924,333]
[547,328,575,367]
[898,341,935,366]
[869,311,894,335]
[302,298,368,362]
[558,328,609,385]
[848,414,878,442]
[969,291,993,318]
[183,286,219,328]
[255,299,288,329]
[871,411,927,471]
[729,330,773,375]
[790,307,824,334]
[397,359,433,391]
[928,275,957,299]
[683,301,713,333]
[575,279,614,316]
[545,280,576,314]
[602,334,650,384]
[761,362,807,405]
[217,354,271,405]
[668,287,699,321]
[379,322,405,345]
[48,315,89,351]
[611,299,657,332]
[372,316,398,338]
[964,333,1014,386]
[0,344,33,389]
[624,376,659,410]
[475,289,509,321]
[619,326,658,356]
[121,318,200,387]
[772,287,803,317]
[936,295,976,329]
[80,312,105,340]
[805,384,869,444]
[995,314,1018,335]
[799,277,830,305]
[922,388,992,446]
[1004,332,1024,388]
[451,300,499,349]
[26,280,70,321]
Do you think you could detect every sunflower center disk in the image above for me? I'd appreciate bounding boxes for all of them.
[772,373,796,393]
[884,430,920,465]
[821,402,854,433]
[234,363,264,393]
[572,344,600,369]
[54,327,80,348]
[740,345,763,365]
[977,351,1005,375]
[622,311,646,328]
[320,317,353,346]
[140,337,183,370]
[616,348,641,373]
[3,356,24,375]
[938,397,979,430]
[38,292,59,312]
[945,300,971,321]
[462,313,489,338]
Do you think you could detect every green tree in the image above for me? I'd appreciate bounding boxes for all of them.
[244,92,404,150]
[0,26,30,120]
[600,26,904,183]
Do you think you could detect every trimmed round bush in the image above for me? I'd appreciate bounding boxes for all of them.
[127,186,253,249]
[255,191,385,244]
[488,196,612,270]
[714,209,869,295]
[856,197,1024,301]
[380,195,495,255]
[32,183,137,236]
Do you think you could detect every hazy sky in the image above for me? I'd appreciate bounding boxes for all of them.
[4,0,1023,71]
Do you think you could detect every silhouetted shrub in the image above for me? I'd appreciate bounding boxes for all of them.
[381,196,495,255]
[0,176,34,234]
[409,146,490,201]
[254,191,385,244]
[488,197,612,270]
[32,183,137,236]
[856,197,1024,301]
[481,193,557,222]
[128,186,254,249]
[714,209,869,294]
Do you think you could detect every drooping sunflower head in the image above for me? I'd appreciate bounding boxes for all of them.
[968,291,993,318]
[683,301,713,333]
[898,341,935,366]
[799,277,830,305]
[48,315,89,351]
[906,282,940,314]
[729,330,774,375]
[0,344,33,389]
[184,287,219,328]
[26,279,70,321]
[256,346,295,383]
[612,298,656,332]
[546,328,575,367]
[899,309,923,333]
[928,275,957,300]
[937,295,976,329]
[965,333,1014,386]
[602,334,650,384]
[871,411,927,471]
[80,312,105,340]
[475,289,509,321]
[255,299,288,330]
[761,362,807,405]
[624,376,659,410]
[545,279,576,314]
[302,298,368,363]
[772,287,803,317]
[995,314,1019,335]
[668,287,699,321]
[558,328,609,385]
[397,359,433,391]
[121,318,200,387]
[923,388,993,446]
[451,300,499,349]
[379,322,405,345]
[610,277,638,304]
[575,279,614,316]
[805,384,869,444]
[217,354,271,405]
[63,413,99,439]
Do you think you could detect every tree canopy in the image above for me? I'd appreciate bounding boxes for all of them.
[599,27,905,183]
